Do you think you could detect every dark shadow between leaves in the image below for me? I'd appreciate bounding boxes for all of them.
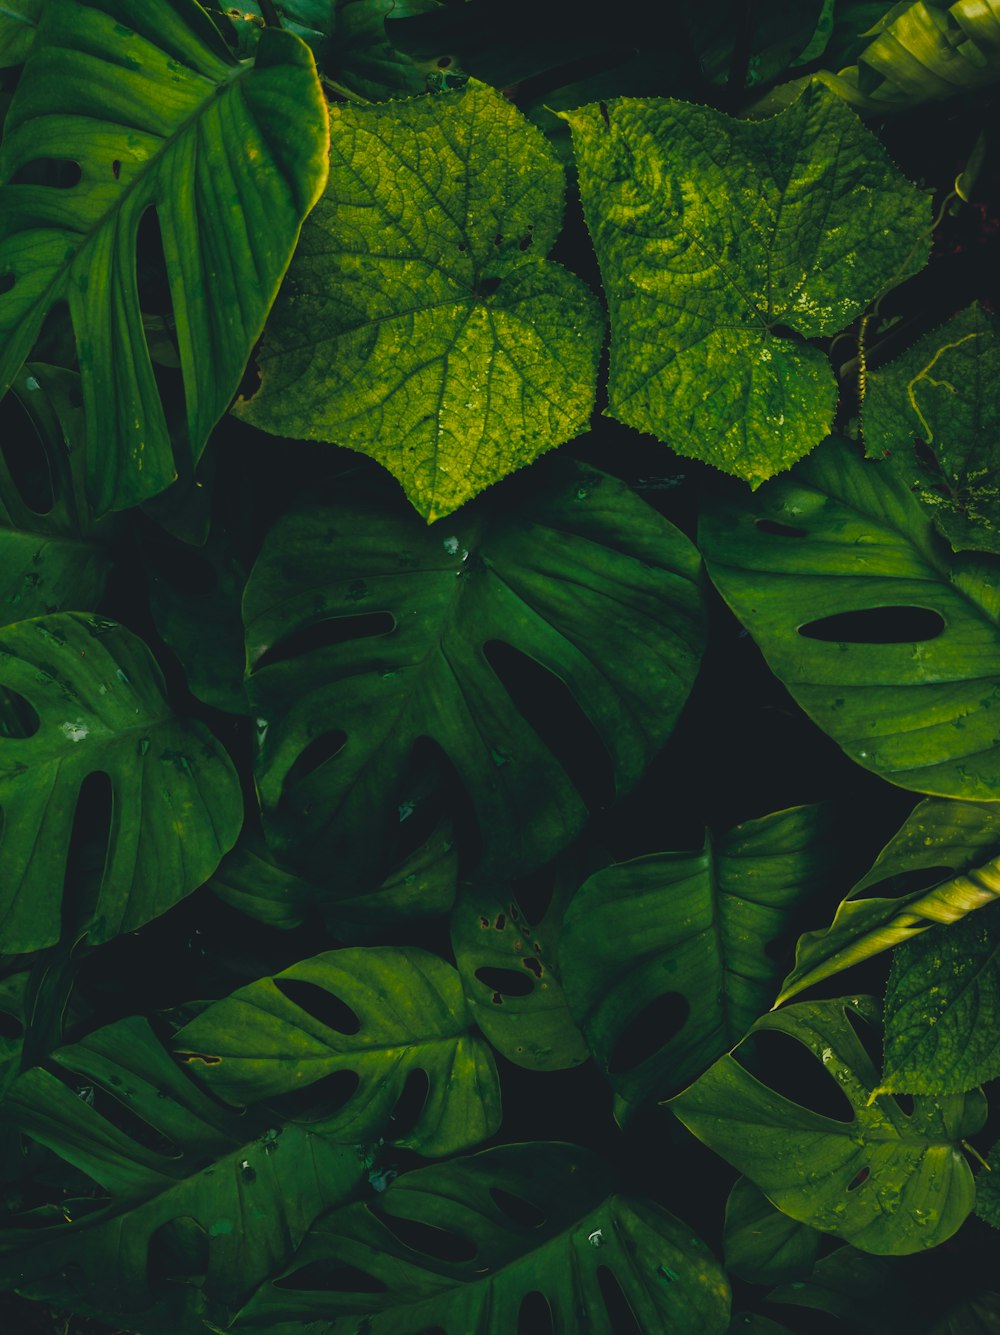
[608,992,689,1075]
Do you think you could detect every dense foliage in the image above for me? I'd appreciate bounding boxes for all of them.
[0,2,999,1332]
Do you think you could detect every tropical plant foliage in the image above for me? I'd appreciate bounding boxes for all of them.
[0,2,998,1333]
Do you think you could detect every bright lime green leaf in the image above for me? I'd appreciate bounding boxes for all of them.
[0,0,40,66]
[1,364,113,623]
[779,798,1000,1005]
[0,1016,364,1333]
[700,435,1000,801]
[560,805,848,1104]
[173,947,500,1157]
[723,1177,822,1286]
[0,612,243,953]
[563,82,930,486]
[236,80,604,521]
[231,1143,732,1334]
[864,303,1000,554]
[0,0,329,514]
[880,900,1000,1095]
[244,460,705,890]
[670,997,985,1255]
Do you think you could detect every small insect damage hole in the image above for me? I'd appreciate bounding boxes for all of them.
[62,770,113,944]
[489,1187,547,1228]
[280,730,348,794]
[147,1215,209,1294]
[597,1266,642,1335]
[0,383,56,514]
[10,158,82,188]
[847,1166,870,1191]
[273,977,361,1034]
[755,518,808,538]
[253,612,394,672]
[518,1291,554,1335]
[0,273,14,295]
[275,1260,388,1293]
[376,1210,477,1262]
[475,966,534,998]
[522,956,543,979]
[736,1030,855,1123]
[484,640,615,813]
[0,687,41,739]
[608,991,689,1075]
[798,607,945,644]
[388,1067,429,1138]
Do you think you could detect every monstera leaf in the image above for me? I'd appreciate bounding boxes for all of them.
[173,947,500,1157]
[723,1177,822,1286]
[700,435,1000,801]
[236,80,605,521]
[0,0,39,66]
[0,0,329,514]
[0,364,113,623]
[864,303,1000,555]
[563,83,930,486]
[559,805,848,1104]
[0,1016,366,1332]
[779,799,1000,1004]
[670,997,985,1255]
[244,459,706,889]
[231,1143,732,1334]
[0,611,243,952]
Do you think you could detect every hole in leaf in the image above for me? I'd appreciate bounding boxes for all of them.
[737,1030,855,1123]
[388,1067,429,1139]
[49,1062,181,1157]
[798,607,945,644]
[850,865,953,903]
[608,992,689,1075]
[377,1212,477,1262]
[847,1166,870,1191]
[484,640,615,812]
[275,1260,388,1293]
[522,956,543,979]
[475,966,534,998]
[0,273,14,295]
[10,158,82,188]
[136,206,187,436]
[147,1215,209,1293]
[254,612,394,671]
[281,730,348,793]
[0,687,41,739]
[489,1187,546,1228]
[0,1009,23,1041]
[62,771,113,942]
[136,206,174,317]
[755,518,808,538]
[597,1266,641,1335]
[0,386,55,514]
[518,1291,554,1335]
[273,978,361,1034]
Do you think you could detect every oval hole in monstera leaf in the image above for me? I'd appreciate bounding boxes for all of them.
[849,864,954,903]
[489,1186,547,1228]
[597,1266,642,1335]
[735,1029,854,1123]
[475,966,535,998]
[387,1067,430,1139]
[147,1215,209,1294]
[518,1291,554,1335]
[0,688,41,740]
[275,1260,388,1293]
[272,978,361,1035]
[376,1209,478,1262]
[798,607,945,644]
[254,612,394,672]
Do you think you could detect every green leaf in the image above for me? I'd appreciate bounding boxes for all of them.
[231,1143,732,1334]
[669,997,985,1254]
[864,303,1000,554]
[699,434,1000,801]
[563,83,930,486]
[0,0,329,514]
[723,1177,822,1285]
[173,947,500,1156]
[559,805,848,1103]
[235,80,605,521]
[779,798,1000,1004]
[975,1138,1000,1229]
[0,0,40,66]
[244,459,705,889]
[325,0,445,101]
[880,900,1000,1095]
[0,364,113,624]
[0,1015,365,1332]
[0,611,243,952]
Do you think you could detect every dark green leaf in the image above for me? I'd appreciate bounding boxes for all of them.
[723,1177,822,1285]
[0,0,40,66]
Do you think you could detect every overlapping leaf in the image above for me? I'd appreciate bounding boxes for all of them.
[670,997,985,1254]
[0,0,329,513]
[244,459,706,889]
[236,80,605,521]
[0,0,39,66]
[723,1177,822,1287]
[0,611,243,952]
[564,83,930,485]
[231,1143,732,1334]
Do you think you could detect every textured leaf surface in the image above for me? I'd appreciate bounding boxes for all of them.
[880,900,1000,1095]
[0,0,329,513]
[975,1138,1000,1229]
[173,947,500,1157]
[560,805,848,1103]
[0,1016,365,1332]
[564,83,929,485]
[723,1177,822,1286]
[236,80,604,521]
[779,798,1000,1004]
[670,997,985,1254]
[244,459,706,889]
[700,435,1000,801]
[0,0,39,65]
[864,303,1000,554]
[0,612,242,952]
[0,364,112,623]
[232,1143,732,1334]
